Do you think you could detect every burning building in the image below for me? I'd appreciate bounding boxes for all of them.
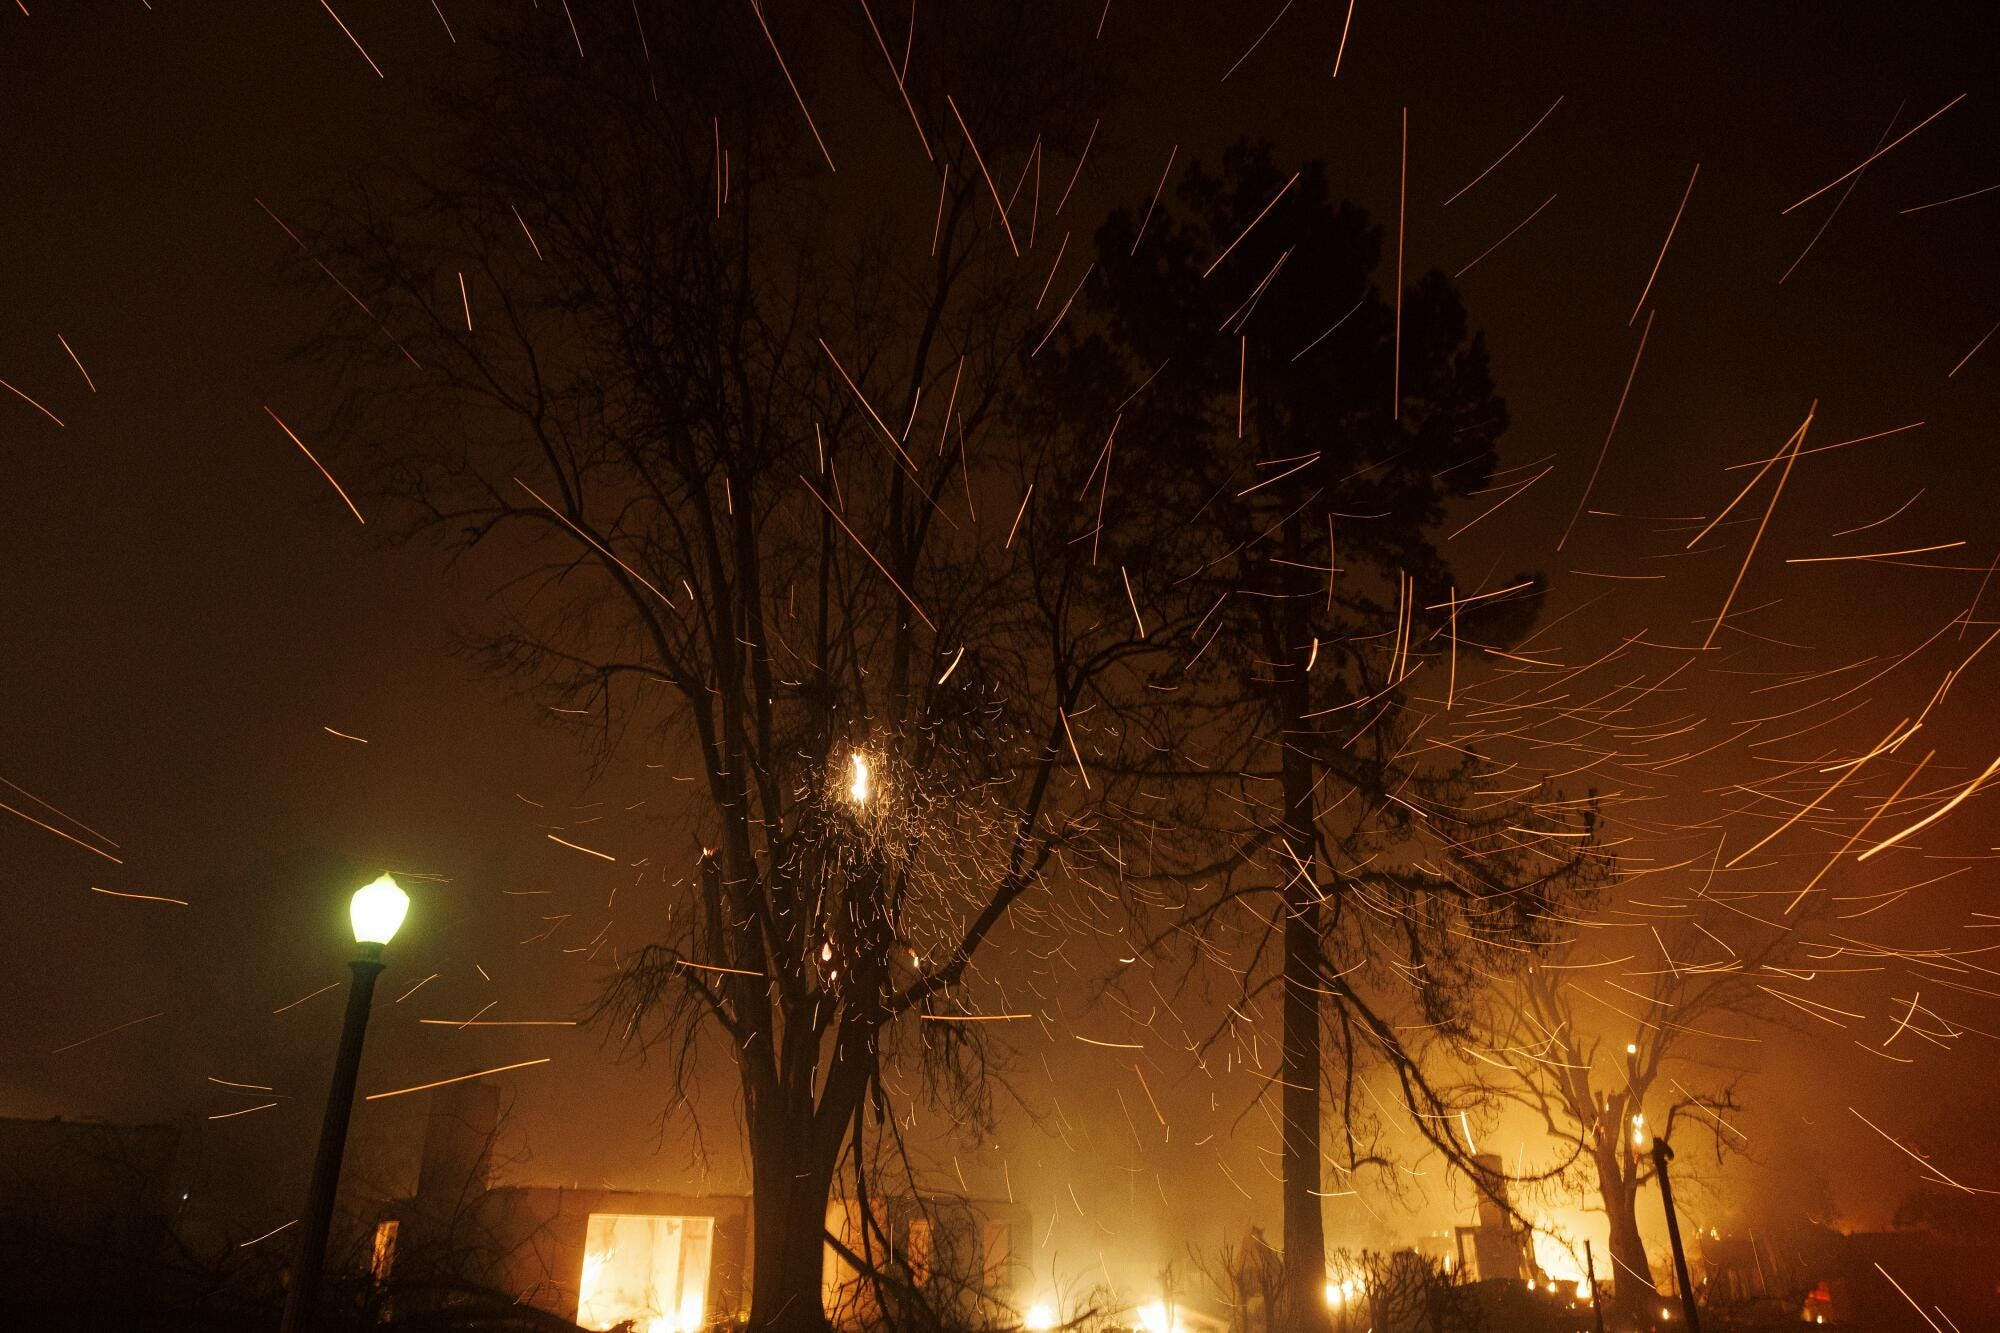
[375,1083,1027,1330]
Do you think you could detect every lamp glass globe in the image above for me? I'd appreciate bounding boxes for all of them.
[350,873,410,946]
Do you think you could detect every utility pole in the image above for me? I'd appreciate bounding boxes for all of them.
[1584,1239,1606,1333]
[1651,1137,1701,1332]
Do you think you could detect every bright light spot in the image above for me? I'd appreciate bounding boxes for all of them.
[1529,1219,1591,1295]
[1661,1307,1672,1321]
[1324,1282,1341,1307]
[848,752,871,804]
[370,1219,399,1283]
[1576,1279,1590,1302]
[1632,1111,1647,1147]
[1626,1042,1638,1055]
[1024,1302,1056,1331]
[1532,1237,1571,1280]
[1136,1301,1180,1333]
[350,873,410,946]
[577,1214,713,1333]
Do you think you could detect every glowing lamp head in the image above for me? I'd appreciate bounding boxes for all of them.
[1023,1302,1056,1331]
[848,752,871,805]
[350,873,410,947]
[1626,1042,1638,1055]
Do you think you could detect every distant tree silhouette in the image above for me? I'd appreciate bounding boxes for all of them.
[1464,872,1825,1328]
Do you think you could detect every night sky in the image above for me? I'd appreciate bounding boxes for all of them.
[5,0,2000,1305]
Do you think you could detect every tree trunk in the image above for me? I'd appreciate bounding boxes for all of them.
[1266,486,1331,1333]
[747,1102,839,1333]
[1277,713,1330,1333]
[1595,1146,1657,1327]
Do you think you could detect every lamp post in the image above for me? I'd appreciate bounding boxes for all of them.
[1651,1136,1702,1333]
[280,873,410,1333]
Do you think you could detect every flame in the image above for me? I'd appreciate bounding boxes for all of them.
[640,1290,706,1333]
[1529,1218,1594,1302]
[848,752,871,804]
[577,1214,712,1333]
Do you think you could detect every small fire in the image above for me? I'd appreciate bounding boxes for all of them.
[848,752,871,805]
[643,1291,705,1333]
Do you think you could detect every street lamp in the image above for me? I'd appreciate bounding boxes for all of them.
[281,872,410,1333]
